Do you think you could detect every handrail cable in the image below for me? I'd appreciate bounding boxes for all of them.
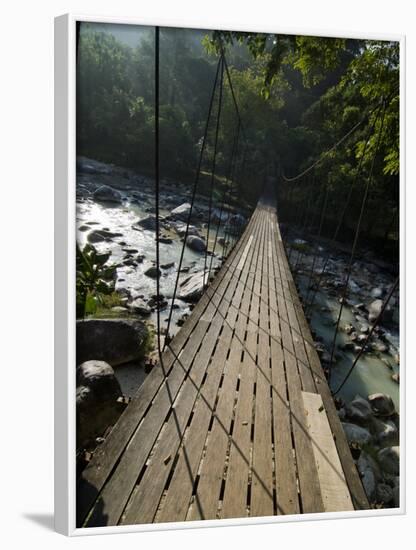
[327,101,387,385]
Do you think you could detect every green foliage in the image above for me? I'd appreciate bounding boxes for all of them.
[76,23,399,252]
[76,243,119,318]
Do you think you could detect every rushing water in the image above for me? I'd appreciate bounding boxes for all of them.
[77,197,228,332]
[76,171,235,396]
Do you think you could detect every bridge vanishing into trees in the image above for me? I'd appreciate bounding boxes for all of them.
[76,26,399,527]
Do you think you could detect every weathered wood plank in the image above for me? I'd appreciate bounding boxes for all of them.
[187,213,266,521]
[302,391,354,512]
[80,210,260,527]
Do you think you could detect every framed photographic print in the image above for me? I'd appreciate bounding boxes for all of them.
[54,13,404,536]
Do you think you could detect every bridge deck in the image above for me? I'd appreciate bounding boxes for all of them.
[77,198,369,528]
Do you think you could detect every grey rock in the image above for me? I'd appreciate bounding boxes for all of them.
[342,422,372,447]
[391,372,400,384]
[377,446,400,475]
[144,266,161,278]
[371,340,388,353]
[344,323,355,335]
[357,452,380,501]
[348,278,361,293]
[133,215,157,231]
[76,318,148,366]
[368,393,395,417]
[186,235,206,252]
[76,360,122,448]
[371,417,399,447]
[129,299,151,316]
[345,395,373,424]
[111,306,128,313]
[87,228,122,243]
[376,483,394,504]
[179,272,208,303]
[172,222,201,238]
[371,287,384,299]
[93,185,122,203]
[170,202,192,221]
[368,298,393,324]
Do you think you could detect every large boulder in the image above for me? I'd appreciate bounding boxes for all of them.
[341,422,372,447]
[76,360,122,449]
[179,272,208,303]
[367,298,394,324]
[345,395,373,424]
[186,235,206,253]
[368,393,395,417]
[170,203,192,221]
[172,222,200,238]
[377,446,400,475]
[371,417,399,447]
[76,319,148,366]
[133,215,157,231]
[144,266,161,278]
[93,185,122,203]
[357,452,381,502]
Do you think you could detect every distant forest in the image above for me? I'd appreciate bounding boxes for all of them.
[77,24,399,255]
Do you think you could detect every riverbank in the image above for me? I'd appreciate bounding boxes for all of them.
[284,226,400,508]
[76,156,246,396]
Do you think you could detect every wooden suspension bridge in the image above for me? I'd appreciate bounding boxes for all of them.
[77,190,369,528]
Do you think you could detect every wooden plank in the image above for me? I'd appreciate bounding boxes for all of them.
[269,337,300,515]
[270,211,324,514]
[122,313,226,525]
[267,214,299,516]
[128,213,262,525]
[302,391,354,512]
[250,212,274,517]
[82,212,260,527]
[237,235,253,271]
[187,213,266,521]
[221,214,266,519]
[157,213,263,523]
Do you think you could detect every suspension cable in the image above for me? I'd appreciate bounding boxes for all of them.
[304,102,384,313]
[154,26,162,358]
[204,55,224,290]
[208,119,240,276]
[327,101,387,384]
[163,55,222,349]
[292,174,323,273]
[304,183,329,306]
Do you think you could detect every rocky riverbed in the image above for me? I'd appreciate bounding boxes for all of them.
[284,227,400,508]
[76,156,246,397]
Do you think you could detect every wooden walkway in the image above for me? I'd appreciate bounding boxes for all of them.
[77,197,369,528]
